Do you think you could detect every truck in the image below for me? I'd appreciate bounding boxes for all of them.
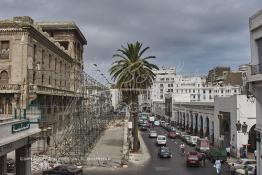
[195,138,210,153]
[206,147,227,163]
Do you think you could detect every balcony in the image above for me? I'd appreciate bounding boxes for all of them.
[251,64,262,75]
[246,64,262,83]
[0,84,21,93]
[29,84,81,97]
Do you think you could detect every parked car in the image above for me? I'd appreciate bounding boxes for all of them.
[168,131,177,139]
[149,130,158,138]
[158,146,172,158]
[195,138,210,153]
[235,164,256,175]
[228,159,257,171]
[42,165,83,175]
[182,135,191,143]
[156,135,167,146]
[179,132,187,139]
[188,136,199,146]
[186,151,201,167]
[140,123,148,131]
[154,120,160,126]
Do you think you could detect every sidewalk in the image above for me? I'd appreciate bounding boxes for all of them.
[85,122,124,168]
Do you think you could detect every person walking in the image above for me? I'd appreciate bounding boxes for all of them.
[230,163,236,175]
[202,153,206,167]
[254,150,257,160]
[214,160,222,175]
[226,146,231,158]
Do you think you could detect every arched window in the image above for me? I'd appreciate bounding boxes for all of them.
[6,98,12,114]
[0,71,8,84]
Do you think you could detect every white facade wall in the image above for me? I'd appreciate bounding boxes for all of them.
[110,88,122,111]
[214,95,256,157]
[248,9,262,175]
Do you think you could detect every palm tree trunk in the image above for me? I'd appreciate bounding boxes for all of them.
[131,92,140,152]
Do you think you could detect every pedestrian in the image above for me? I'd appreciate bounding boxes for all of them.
[214,160,222,175]
[198,153,203,167]
[254,150,257,160]
[230,163,236,175]
[202,153,206,167]
[226,146,231,158]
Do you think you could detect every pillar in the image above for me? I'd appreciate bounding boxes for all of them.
[0,154,7,175]
[16,144,31,175]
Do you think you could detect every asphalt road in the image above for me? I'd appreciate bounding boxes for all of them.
[84,126,230,175]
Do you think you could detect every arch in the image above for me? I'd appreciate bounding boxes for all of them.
[200,116,204,137]
[0,71,8,85]
[248,124,256,153]
[194,114,198,135]
[205,117,210,137]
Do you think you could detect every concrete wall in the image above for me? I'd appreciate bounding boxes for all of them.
[214,95,256,157]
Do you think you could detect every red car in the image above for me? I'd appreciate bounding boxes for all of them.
[186,152,201,167]
[168,131,176,138]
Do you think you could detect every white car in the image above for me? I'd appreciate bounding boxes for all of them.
[156,135,167,146]
[149,130,158,138]
[228,159,257,170]
[235,164,256,175]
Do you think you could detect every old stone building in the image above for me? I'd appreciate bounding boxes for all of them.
[0,16,87,174]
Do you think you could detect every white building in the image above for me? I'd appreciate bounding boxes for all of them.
[149,68,242,118]
[247,9,262,175]
[173,95,256,157]
[214,95,256,157]
[110,88,122,112]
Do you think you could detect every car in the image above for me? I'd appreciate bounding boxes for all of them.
[140,125,147,131]
[154,120,160,126]
[188,136,199,146]
[179,132,187,139]
[182,135,191,143]
[168,131,177,139]
[149,130,158,138]
[170,127,176,132]
[156,135,167,146]
[186,151,201,167]
[228,159,257,171]
[158,146,172,158]
[235,164,256,175]
[42,165,83,175]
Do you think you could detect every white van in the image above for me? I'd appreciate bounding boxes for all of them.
[188,136,200,146]
[156,135,167,146]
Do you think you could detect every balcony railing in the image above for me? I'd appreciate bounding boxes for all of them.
[251,64,262,75]
[29,84,81,97]
[0,84,21,92]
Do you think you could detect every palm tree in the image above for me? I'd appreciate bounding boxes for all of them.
[109,41,159,152]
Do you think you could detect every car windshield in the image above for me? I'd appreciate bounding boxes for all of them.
[160,148,169,152]
[158,136,166,140]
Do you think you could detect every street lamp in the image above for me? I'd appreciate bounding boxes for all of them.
[235,120,248,134]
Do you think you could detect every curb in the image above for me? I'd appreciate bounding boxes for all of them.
[128,131,151,164]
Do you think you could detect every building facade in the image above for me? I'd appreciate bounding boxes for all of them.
[0,16,87,174]
[247,9,262,175]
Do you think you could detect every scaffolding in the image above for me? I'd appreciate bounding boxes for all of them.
[33,72,113,164]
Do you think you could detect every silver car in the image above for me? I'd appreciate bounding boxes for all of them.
[149,130,157,138]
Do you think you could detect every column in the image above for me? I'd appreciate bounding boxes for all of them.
[16,144,31,175]
[0,154,7,175]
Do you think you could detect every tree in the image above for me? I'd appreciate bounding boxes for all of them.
[109,41,159,152]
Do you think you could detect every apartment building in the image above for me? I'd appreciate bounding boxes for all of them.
[247,9,262,175]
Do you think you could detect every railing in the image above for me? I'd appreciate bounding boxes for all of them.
[29,84,81,97]
[0,84,21,91]
[251,64,262,75]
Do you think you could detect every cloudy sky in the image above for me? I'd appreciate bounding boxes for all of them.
[0,0,262,83]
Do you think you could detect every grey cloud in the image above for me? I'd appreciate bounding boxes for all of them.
[0,0,261,83]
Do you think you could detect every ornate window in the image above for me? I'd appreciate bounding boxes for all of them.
[0,71,8,85]
[0,41,10,59]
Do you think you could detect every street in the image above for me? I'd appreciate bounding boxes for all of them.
[84,126,230,175]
